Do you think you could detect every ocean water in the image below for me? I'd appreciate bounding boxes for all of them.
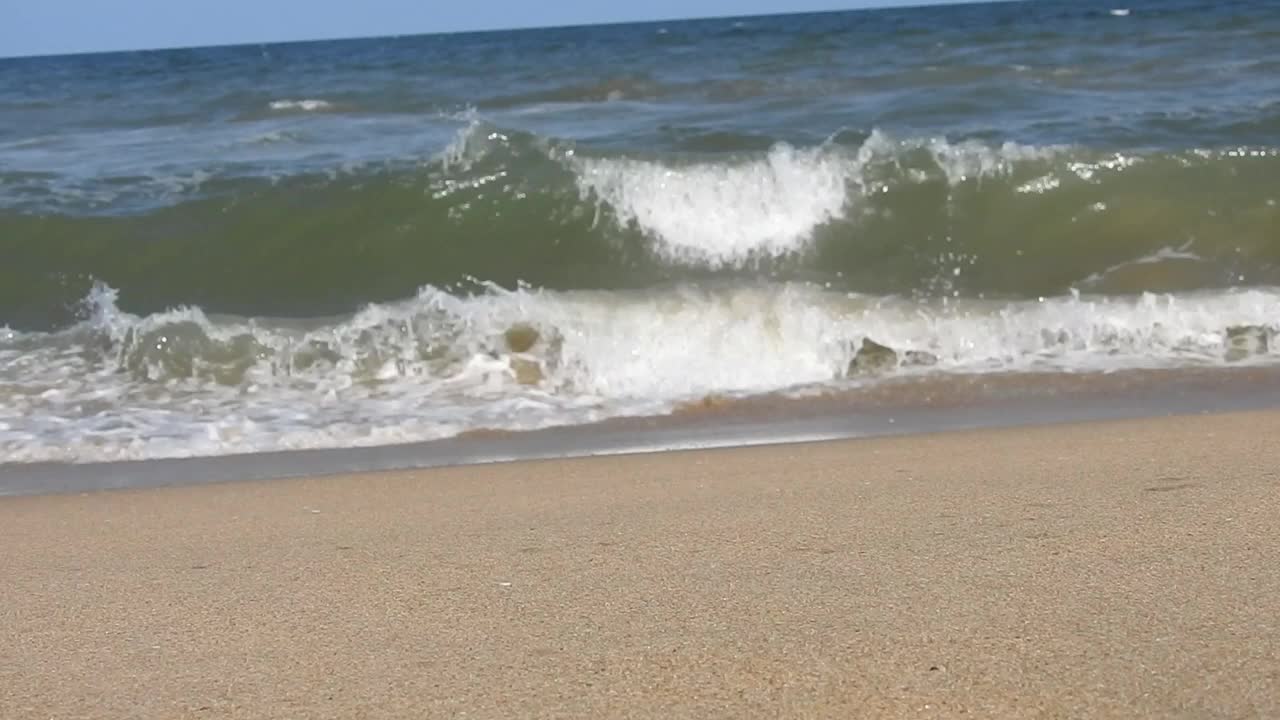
[2,0,1279,463]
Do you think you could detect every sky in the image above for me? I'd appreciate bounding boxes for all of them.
[2,0,975,58]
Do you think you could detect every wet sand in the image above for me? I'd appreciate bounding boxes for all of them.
[3,411,1279,718]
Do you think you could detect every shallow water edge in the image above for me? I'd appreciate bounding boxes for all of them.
[4,365,1278,497]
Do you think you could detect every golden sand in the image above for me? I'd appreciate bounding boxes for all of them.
[3,411,1279,718]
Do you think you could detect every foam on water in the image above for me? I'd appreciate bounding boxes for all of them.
[574,144,853,266]
[918,136,1061,186]
[2,282,1278,464]
[1078,242,1208,286]
[568,130,1064,268]
[268,99,334,112]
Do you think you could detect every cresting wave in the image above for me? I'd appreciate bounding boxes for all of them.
[3,122,1279,329]
[2,281,1279,463]
[575,143,852,266]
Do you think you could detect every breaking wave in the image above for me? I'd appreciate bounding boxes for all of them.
[2,280,1278,463]
[3,121,1279,330]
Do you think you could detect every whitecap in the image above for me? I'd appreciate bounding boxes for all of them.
[574,144,853,266]
[268,98,333,112]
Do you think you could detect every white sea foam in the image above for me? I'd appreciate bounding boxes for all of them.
[574,144,852,266]
[268,99,333,112]
[1077,242,1207,287]
[2,283,1278,464]
[922,137,1058,185]
[570,131,1064,267]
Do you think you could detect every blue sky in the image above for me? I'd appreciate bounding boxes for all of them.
[3,0,973,58]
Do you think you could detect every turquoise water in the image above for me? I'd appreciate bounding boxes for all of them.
[1,0,1278,463]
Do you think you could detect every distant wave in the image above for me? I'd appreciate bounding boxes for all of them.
[268,98,334,112]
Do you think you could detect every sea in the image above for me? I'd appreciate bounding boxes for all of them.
[2,0,1279,471]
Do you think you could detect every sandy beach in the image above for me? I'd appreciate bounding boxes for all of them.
[3,410,1279,719]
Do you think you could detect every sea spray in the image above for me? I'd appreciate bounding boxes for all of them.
[574,143,853,265]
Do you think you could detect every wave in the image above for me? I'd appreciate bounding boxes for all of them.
[575,143,852,266]
[267,98,335,112]
[3,122,1280,329]
[3,281,1279,463]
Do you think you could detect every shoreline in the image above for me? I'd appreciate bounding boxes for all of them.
[3,410,1278,717]
[5,365,1280,497]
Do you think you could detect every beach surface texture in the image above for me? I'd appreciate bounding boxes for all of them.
[4,410,1278,718]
